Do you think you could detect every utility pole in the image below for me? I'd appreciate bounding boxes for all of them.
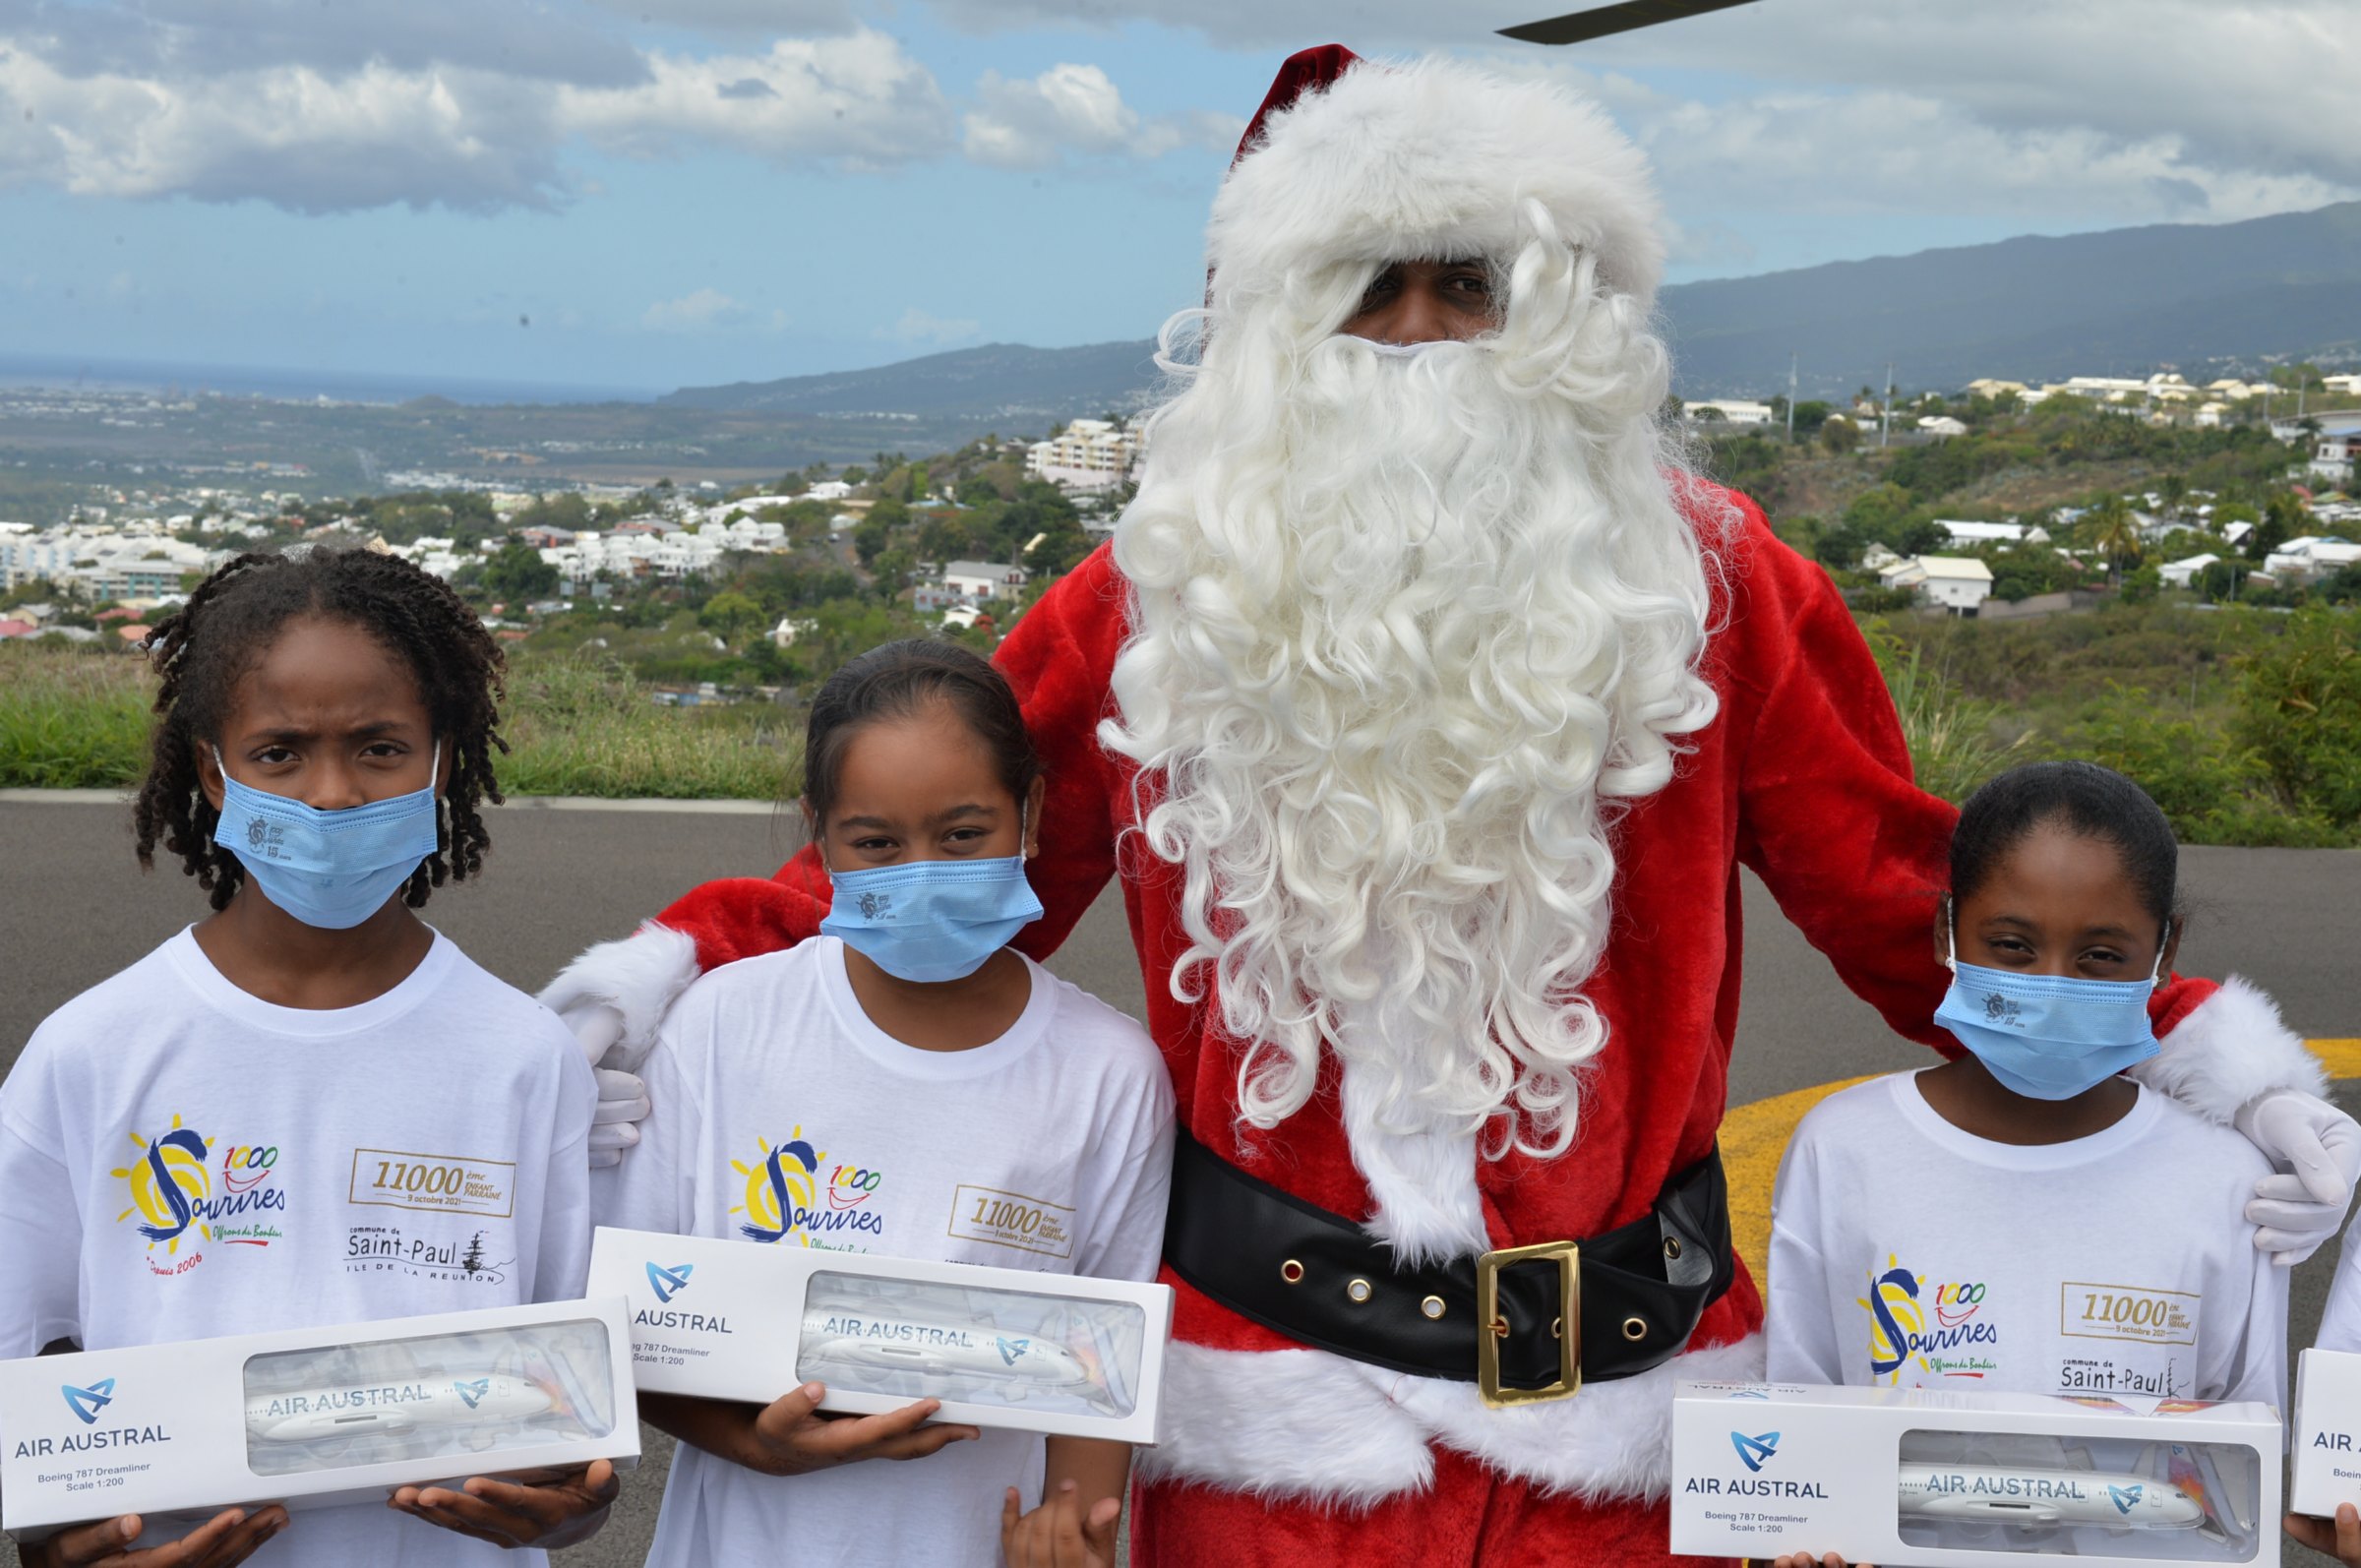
[1882,363,1895,449]
[1786,353,1798,444]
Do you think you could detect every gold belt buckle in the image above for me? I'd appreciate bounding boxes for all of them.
[1476,1238,1581,1409]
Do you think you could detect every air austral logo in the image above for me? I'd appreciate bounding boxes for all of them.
[15,1377,170,1460]
[1685,1428,1826,1500]
[2109,1483,2144,1515]
[634,1259,731,1335]
[453,1378,491,1411]
[646,1262,693,1303]
[62,1378,115,1425]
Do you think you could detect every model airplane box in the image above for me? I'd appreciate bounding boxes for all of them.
[1669,1380,2278,1565]
[0,1297,639,1541]
[2290,1348,2361,1519]
[588,1226,1173,1445]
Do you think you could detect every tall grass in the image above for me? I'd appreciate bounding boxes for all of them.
[0,643,151,787]
[1871,637,2029,803]
[0,642,797,801]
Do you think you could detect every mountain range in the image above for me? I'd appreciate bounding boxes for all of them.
[664,201,2361,419]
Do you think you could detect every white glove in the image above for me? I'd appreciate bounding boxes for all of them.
[2235,1090,2361,1265]
[590,1067,653,1170]
[558,1000,653,1171]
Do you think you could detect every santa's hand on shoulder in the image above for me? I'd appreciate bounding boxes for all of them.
[2135,974,2357,1263]
[2238,1091,2361,1264]
[539,920,706,1170]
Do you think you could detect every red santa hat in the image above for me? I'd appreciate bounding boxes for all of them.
[1210,46,1667,313]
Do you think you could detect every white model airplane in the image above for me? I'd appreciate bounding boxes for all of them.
[799,1309,1097,1399]
[1898,1462,2206,1531]
[245,1374,558,1451]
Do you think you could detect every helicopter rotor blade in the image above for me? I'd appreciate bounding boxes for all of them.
[1500,0,1761,45]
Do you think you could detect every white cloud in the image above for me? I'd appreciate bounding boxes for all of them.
[559,32,956,168]
[0,48,571,211]
[938,0,2361,237]
[964,63,1241,169]
[0,26,955,211]
[575,0,861,37]
[641,287,788,331]
[0,15,1223,211]
[643,287,740,331]
[880,307,982,346]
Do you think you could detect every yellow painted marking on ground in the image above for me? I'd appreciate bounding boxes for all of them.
[1723,1041,2360,1285]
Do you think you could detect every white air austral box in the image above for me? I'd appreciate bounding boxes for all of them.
[1669,1380,2279,1566]
[2291,1347,2361,1519]
[0,1297,640,1542]
[588,1226,1173,1446]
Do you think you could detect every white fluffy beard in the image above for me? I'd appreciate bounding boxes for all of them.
[1102,229,1726,1198]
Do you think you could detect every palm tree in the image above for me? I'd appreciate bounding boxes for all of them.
[2158,473,2188,524]
[2088,496,2144,587]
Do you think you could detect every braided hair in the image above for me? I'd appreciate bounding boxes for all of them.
[133,548,509,911]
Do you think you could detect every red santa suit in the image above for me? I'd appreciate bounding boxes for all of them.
[544,49,2322,1567]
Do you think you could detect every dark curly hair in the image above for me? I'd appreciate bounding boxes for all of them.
[133,548,509,912]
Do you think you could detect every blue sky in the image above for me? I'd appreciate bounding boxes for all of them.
[2,0,2354,395]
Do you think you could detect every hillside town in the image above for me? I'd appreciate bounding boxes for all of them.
[3,363,2356,659]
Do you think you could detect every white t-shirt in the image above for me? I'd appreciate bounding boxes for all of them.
[0,927,597,1568]
[1767,1070,2284,1408]
[597,935,1176,1568]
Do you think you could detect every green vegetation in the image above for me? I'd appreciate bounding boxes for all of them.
[0,642,796,801]
[1870,605,2361,847]
[9,395,2357,845]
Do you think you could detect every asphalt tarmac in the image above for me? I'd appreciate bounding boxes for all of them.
[2,792,2355,1567]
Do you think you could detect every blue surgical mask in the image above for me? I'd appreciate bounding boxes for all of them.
[819,815,1044,984]
[1934,918,2163,1100]
[212,743,442,931]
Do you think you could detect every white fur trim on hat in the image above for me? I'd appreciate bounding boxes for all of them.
[2129,974,2325,1123]
[536,920,701,1074]
[1137,1332,1764,1505]
[1208,57,1666,311]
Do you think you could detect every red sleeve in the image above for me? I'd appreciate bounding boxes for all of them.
[1727,504,1959,1054]
[657,546,1128,976]
[996,544,1127,961]
[1725,502,2213,1047]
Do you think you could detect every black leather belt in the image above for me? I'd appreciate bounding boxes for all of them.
[1163,1129,1734,1407]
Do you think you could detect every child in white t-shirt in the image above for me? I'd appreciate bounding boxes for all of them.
[1765,760,2287,1568]
[598,638,1175,1568]
[0,548,610,1567]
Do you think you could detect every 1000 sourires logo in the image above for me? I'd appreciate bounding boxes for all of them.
[1859,1253,1998,1383]
[731,1126,885,1248]
[111,1114,288,1274]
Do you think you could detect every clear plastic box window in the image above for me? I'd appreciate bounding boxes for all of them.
[796,1272,1146,1419]
[1898,1425,2264,1560]
[243,1318,619,1478]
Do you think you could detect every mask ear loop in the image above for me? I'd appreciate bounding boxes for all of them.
[1941,893,1958,974]
[2148,917,2171,989]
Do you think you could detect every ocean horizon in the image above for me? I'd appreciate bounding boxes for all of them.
[0,354,661,408]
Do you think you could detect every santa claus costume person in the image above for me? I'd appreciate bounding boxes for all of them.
[544,48,2358,1564]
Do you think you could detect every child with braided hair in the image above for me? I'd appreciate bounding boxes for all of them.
[0,547,615,1567]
